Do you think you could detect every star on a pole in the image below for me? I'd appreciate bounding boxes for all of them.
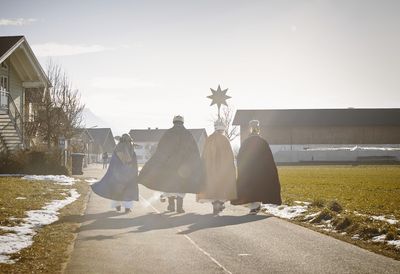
[207,85,231,118]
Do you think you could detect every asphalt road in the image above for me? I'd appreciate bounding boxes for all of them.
[66,167,400,274]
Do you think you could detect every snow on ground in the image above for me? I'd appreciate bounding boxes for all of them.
[0,189,80,264]
[387,240,400,249]
[371,235,387,243]
[354,211,398,225]
[371,236,400,249]
[262,204,308,219]
[352,234,360,240]
[370,215,398,225]
[306,146,400,151]
[294,201,311,206]
[85,178,98,184]
[22,175,77,185]
[303,212,320,222]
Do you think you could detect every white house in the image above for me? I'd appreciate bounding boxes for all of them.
[0,36,51,153]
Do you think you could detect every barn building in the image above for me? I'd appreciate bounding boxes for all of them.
[233,109,400,163]
[129,128,207,164]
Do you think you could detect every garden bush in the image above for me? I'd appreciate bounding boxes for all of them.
[0,149,69,175]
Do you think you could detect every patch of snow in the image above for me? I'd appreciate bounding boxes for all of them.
[22,175,77,185]
[322,228,336,232]
[0,254,15,264]
[85,178,98,184]
[262,204,308,219]
[0,189,80,264]
[306,146,400,151]
[351,234,360,240]
[371,235,400,249]
[370,215,398,225]
[387,240,400,249]
[15,197,26,200]
[294,201,311,205]
[303,211,320,222]
[371,235,386,243]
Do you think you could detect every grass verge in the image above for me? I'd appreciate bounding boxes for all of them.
[0,177,89,274]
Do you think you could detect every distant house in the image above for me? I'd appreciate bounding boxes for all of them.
[129,128,208,163]
[233,109,400,163]
[0,36,51,153]
[86,128,116,163]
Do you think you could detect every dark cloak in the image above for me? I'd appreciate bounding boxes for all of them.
[231,134,282,205]
[138,124,204,193]
[91,142,139,201]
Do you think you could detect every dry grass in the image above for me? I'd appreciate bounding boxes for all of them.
[278,165,400,260]
[0,177,89,274]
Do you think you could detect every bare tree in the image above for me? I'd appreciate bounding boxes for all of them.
[36,60,85,147]
[213,105,239,142]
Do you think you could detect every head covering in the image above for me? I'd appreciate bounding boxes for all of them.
[173,115,184,124]
[214,118,226,131]
[121,133,132,143]
[249,120,260,135]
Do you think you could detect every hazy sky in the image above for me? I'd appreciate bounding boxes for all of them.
[1,0,400,135]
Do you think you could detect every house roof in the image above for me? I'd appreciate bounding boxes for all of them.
[0,36,24,60]
[73,128,94,142]
[86,128,116,153]
[129,128,207,143]
[0,35,51,87]
[233,109,400,127]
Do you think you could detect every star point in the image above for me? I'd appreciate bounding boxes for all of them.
[207,85,231,109]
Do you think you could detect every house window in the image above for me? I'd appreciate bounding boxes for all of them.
[0,62,8,71]
[0,76,8,91]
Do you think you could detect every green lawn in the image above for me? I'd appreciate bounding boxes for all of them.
[277,165,400,260]
[279,165,400,218]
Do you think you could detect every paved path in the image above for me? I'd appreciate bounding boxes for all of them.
[66,165,400,274]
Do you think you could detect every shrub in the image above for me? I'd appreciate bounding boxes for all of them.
[328,200,343,213]
[311,208,335,223]
[0,149,69,175]
[386,228,398,241]
[334,216,352,231]
[311,198,325,208]
[386,231,397,241]
[358,225,381,239]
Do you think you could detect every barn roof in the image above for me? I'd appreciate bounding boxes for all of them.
[233,109,400,127]
[129,128,207,143]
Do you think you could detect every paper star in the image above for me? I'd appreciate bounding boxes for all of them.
[207,85,231,109]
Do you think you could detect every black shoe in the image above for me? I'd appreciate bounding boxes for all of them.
[125,208,132,213]
[115,205,121,211]
[249,206,261,215]
[167,197,175,212]
[176,197,185,213]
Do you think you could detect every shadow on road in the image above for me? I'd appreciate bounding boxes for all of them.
[74,211,269,238]
[58,211,121,224]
